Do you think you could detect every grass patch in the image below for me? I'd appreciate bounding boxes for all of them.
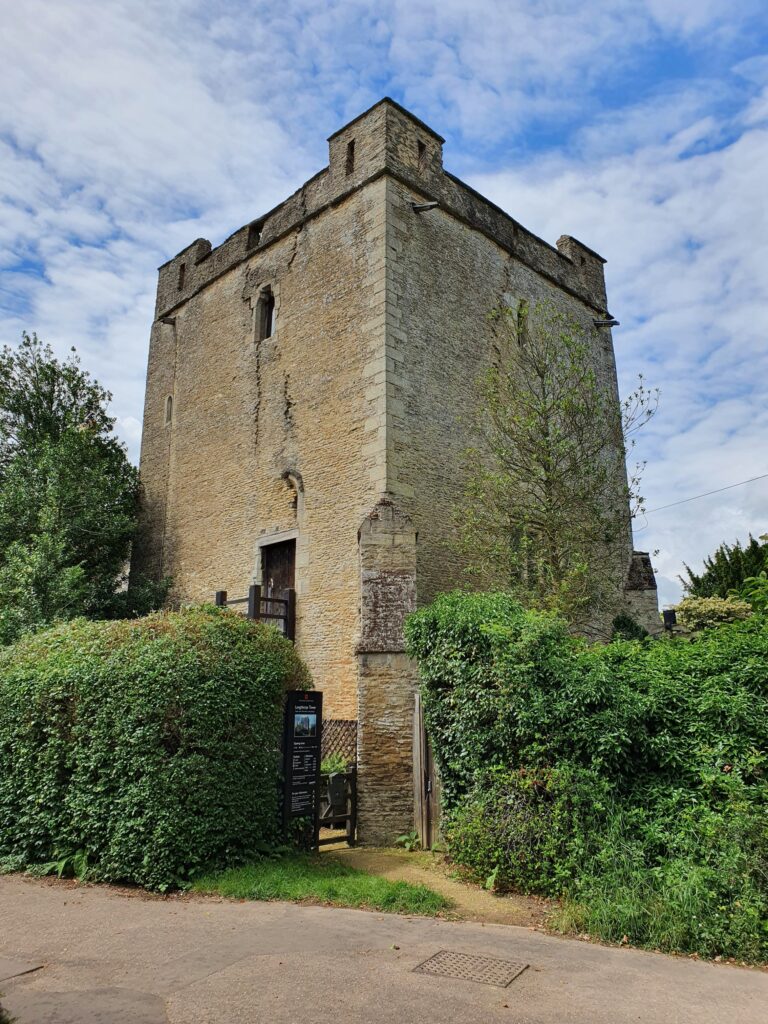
[548,853,768,962]
[193,854,449,916]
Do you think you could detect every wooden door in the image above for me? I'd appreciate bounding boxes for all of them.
[413,693,442,849]
[262,539,296,597]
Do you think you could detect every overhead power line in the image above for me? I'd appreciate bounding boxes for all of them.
[644,472,768,515]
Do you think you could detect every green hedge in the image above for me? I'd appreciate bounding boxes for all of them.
[405,592,768,960]
[0,606,309,890]
[445,764,609,896]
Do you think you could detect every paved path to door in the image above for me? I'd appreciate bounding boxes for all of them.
[1,874,766,1024]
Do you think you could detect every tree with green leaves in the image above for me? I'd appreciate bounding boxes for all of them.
[455,301,657,629]
[735,570,768,615]
[0,333,167,644]
[680,535,768,598]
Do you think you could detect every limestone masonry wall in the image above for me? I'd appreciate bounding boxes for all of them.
[384,172,632,614]
[135,173,393,719]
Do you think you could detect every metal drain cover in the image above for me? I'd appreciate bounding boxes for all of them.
[413,950,529,987]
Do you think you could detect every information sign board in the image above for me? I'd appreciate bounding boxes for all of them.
[283,690,323,834]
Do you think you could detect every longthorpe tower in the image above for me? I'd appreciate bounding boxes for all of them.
[133,98,658,841]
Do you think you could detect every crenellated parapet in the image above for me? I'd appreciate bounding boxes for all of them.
[154,98,611,321]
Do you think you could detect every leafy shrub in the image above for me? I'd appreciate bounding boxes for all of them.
[405,593,653,805]
[395,829,421,851]
[445,765,610,895]
[674,594,752,631]
[736,572,768,615]
[320,753,349,774]
[405,592,768,960]
[0,606,309,890]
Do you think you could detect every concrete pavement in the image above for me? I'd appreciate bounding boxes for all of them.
[1,874,766,1023]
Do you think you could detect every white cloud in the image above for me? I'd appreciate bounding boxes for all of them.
[0,1,318,459]
[1,0,767,603]
[644,0,761,34]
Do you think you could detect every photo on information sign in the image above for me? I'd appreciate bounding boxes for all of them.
[294,713,317,738]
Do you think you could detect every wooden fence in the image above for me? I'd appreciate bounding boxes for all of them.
[321,719,357,766]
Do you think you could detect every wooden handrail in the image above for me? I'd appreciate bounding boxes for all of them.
[214,585,296,642]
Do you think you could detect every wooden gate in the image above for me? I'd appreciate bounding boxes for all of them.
[317,718,357,847]
[413,693,442,849]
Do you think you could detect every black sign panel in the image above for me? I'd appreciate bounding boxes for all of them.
[283,690,323,828]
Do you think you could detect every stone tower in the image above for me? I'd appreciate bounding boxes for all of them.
[132,98,657,842]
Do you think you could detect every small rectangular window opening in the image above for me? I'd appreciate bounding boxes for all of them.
[517,299,529,346]
[247,219,265,250]
[259,287,275,340]
[177,263,186,290]
[417,140,427,171]
[345,139,355,175]
[165,395,173,425]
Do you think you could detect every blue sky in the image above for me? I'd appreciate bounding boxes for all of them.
[2,0,768,605]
